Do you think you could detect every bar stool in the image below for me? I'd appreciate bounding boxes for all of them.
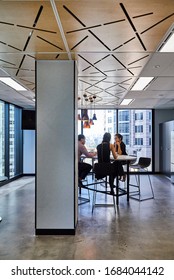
[129,157,154,201]
[92,163,116,213]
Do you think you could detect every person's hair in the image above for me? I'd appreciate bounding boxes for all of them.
[78,134,85,141]
[115,133,123,141]
[102,132,111,143]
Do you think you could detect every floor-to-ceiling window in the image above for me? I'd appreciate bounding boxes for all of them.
[79,109,117,150]
[9,104,15,178]
[0,101,22,182]
[78,108,153,171]
[0,101,5,176]
[118,109,152,171]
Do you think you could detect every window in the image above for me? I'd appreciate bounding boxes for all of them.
[149,125,151,133]
[0,102,22,182]
[119,123,129,133]
[108,117,112,123]
[123,135,130,145]
[0,101,5,176]
[78,109,152,171]
[135,138,143,145]
[79,110,116,150]
[118,109,152,171]
[118,110,129,121]
[135,125,143,133]
[135,112,143,120]
[9,105,15,178]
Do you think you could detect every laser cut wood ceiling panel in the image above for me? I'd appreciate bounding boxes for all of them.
[0,0,174,109]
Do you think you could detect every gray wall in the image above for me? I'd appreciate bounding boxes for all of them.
[154,109,174,172]
[36,60,78,233]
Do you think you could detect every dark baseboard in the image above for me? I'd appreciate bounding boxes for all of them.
[23,173,35,176]
[0,174,23,187]
[35,228,76,235]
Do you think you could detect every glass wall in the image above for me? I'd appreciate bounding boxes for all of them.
[0,101,22,181]
[118,109,152,171]
[9,104,15,178]
[79,109,117,151]
[0,101,5,176]
[78,108,152,171]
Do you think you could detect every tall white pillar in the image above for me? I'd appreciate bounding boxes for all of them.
[36,60,78,235]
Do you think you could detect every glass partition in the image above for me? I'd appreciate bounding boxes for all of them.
[9,104,15,178]
[118,109,152,171]
[80,109,117,151]
[0,101,5,176]
[78,108,152,172]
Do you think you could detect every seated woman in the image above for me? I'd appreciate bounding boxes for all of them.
[114,133,127,155]
[114,133,127,166]
[96,132,125,194]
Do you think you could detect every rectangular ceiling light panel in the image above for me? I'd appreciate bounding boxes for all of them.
[131,77,154,91]
[0,77,27,91]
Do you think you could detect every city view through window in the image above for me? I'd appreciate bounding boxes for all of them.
[9,104,15,178]
[78,109,152,171]
[0,101,5,176]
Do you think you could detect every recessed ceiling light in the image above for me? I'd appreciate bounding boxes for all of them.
[0,77,27,91]
[131,77,154,91]
[120,99,134,105]
[159,32,174,52]
[153,65,160,68]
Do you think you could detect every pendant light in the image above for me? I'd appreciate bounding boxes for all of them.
[89,118,94,125]
[83,120,90,128]
[82,109,89,121]
[92,95,97,121]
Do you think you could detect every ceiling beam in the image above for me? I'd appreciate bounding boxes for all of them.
[50,0,72,60]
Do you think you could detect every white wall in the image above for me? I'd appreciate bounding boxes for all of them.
[36,60,78,234]
[23,130,35,174]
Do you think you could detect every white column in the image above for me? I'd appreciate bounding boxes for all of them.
[36,60,78,235]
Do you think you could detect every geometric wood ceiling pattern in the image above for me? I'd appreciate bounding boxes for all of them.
[0,0,174,109]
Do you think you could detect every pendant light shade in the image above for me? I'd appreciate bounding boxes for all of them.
[83,121,90,128]
[82,109,89,121]
[78,113,81,121]
[92,95,97,120]
[89,118,94,125]
[92,113,97,120]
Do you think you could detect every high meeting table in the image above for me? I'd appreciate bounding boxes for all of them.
[81,154,137,204]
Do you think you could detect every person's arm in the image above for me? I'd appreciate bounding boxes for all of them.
[81,145,96,158]
[110,143,118,159]
[116,141,122,155]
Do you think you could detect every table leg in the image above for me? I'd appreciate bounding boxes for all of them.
[116,176,119,205]
[127,161,129,202]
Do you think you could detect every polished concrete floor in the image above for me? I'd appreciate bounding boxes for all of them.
[0,175,174,260]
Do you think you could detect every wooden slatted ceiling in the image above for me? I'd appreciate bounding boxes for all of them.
[0,0,173,109]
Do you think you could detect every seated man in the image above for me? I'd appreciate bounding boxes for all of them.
[78,134,96,187]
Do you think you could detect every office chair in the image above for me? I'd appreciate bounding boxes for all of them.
[129,157,154,201]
